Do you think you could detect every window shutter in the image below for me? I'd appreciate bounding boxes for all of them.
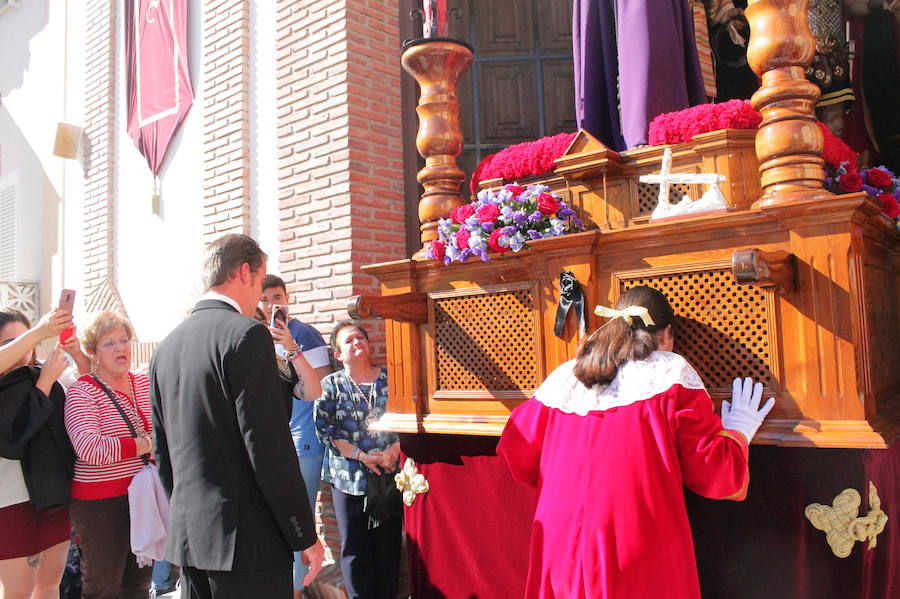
[0,171,20,280]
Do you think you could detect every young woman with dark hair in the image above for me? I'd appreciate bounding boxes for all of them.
[0,308,81,599]
[498,285,775,599]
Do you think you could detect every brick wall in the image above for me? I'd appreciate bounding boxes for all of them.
[275,0,406,580]
[275,0,405,361]
[82,0,117,302]
[203,0,252,240]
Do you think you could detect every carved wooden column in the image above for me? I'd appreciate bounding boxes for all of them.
[401,38,473,255]
[745,0,830,208]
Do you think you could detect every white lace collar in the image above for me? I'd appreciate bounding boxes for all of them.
[533,351,706,416]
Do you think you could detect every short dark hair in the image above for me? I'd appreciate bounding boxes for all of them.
[573,286,676,387]
[202,234,267,289]
[330,320,369,353]
[0,308,31,331]
[262,274,287,293]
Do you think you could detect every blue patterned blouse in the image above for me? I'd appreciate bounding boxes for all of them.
[314,367,399,496]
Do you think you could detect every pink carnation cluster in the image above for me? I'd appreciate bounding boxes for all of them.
[648,99,762,146]
[470,132,577,193]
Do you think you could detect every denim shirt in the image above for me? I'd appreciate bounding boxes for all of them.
[314,368,398,496]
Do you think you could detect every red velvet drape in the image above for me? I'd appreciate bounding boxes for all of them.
[401,434,535,599]
[400,436,896,599]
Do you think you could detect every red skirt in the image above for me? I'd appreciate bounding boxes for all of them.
[0,502,71,559]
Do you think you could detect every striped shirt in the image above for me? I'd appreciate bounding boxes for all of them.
[64,372,152,500]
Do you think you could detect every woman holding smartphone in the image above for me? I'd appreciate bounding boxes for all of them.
[0,308,83,599]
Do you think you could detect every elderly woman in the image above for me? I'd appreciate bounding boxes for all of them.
[0,308,81,599]
[64,312,153,599]
[315,320,401,599]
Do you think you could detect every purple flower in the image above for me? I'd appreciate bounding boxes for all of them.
[512,210,527,226]
[528,211,543,223]
[527,229,542,240]
[481,221,495,233]
[502,225,518,236]
[863,184,881,198]
[508,232,526,252]
[558,204,575,218]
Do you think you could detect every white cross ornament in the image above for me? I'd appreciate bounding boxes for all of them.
[639,147,729,220]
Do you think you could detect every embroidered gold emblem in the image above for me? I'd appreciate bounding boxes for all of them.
[394,458,430,507]
[805,482,888,558]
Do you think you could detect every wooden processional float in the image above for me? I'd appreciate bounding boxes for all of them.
[362,2,896,596]
[355,0,900,450]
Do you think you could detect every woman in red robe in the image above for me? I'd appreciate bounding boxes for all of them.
[498,285,774,599]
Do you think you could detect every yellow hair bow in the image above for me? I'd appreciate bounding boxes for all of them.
[593,304,655,326]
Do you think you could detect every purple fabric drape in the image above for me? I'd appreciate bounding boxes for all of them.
[573,0,707,150]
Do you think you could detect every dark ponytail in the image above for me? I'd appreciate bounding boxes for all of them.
[573,286,675,387]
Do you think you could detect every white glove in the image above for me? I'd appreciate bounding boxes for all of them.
[721,377,775,442]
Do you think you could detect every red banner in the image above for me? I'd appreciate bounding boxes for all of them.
[126,0,193,176]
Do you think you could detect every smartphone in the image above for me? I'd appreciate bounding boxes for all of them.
[270,305,288,329]
[271,305,288,357]
[58,289,76,343]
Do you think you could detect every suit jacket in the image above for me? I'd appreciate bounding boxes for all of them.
[149,299,315,572]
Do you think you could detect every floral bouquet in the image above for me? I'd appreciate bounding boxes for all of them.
[826,163,900,224]
[425,184,584,264]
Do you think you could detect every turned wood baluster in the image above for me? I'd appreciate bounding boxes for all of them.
[401,39,473,255]
[745,0,831,208]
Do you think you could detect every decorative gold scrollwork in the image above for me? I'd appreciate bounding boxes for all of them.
[805,482,888,558]
[394,458,430,507]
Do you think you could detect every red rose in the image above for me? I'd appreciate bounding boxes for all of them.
[504,184,525,196]
[837,171,862,193]
[877,193,900,219]
[430,240,445,261]
[456,229,471,250]
[475,203,501,223]
[451,204,476,225]
[867,168,893,189]
[487,228,509,253]
[537,192,560,215]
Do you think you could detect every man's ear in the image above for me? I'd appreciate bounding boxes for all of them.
[237,262,252,285]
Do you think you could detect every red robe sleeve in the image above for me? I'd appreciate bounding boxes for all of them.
[497,397,550,488]
[671,385,750,501]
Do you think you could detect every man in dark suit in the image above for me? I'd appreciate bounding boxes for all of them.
[149,234,324,598]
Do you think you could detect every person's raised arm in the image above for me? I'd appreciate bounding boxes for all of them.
[59,326,92,376]
[0,309,71,375]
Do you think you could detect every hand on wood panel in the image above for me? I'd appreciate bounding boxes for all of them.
[721,377,775,442]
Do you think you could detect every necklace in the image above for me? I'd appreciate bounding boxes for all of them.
[346,368,380,427]
[94,372,145,436]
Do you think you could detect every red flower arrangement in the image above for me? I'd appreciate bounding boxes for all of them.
[648,99,762,146]
[470,132,578,193]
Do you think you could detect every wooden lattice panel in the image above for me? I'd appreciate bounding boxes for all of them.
[433,289,539,391]
[621,270,776,389]
[637,182,695,214]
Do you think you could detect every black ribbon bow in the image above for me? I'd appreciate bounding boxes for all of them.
[554,271,586,338]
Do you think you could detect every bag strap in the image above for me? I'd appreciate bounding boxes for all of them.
[89,374,149,465]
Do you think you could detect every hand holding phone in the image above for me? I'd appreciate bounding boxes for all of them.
[270,305,289,357]
[57,289,76,343]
